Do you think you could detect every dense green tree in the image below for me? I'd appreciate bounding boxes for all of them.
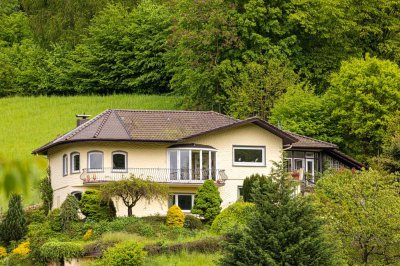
[60,194,80,230]
[0,194,27,244]
[191,180,222,224]
[101,176,168,217]
[242,173,268,202]
[221,163,342,265]
[315,169,400,264]
[39,168,53,215]
[80,190,116,221]
[325,56,400,160]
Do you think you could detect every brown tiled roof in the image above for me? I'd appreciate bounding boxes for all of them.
[33,110,297,155]
[284,132,338,149]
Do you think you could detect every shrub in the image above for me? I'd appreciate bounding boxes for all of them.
[12,241,30,256]
[40,241,84,262]
[48,208,62,231]
[191,180,222,224]
[60,195,80,229]
[39,170,53,215]
[183,215,204,230]
[210,202,255,235]
[25,207,46,224]
[166,205,185,228]
[0,246,7,258]
[80,190,116,221]
[0,194,26,244]
[101,241,146,266]
[125,222,155,237]
[242,174,268,202]
[83,229,93,241]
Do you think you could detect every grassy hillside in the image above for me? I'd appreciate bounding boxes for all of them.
[0,94,181,208]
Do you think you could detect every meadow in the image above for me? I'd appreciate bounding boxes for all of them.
[0,94,181,207]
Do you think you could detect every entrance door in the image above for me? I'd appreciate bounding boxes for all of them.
[305,159,315,182]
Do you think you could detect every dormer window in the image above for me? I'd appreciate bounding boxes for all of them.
[112,151,127,172]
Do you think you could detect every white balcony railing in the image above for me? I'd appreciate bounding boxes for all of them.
[80,168,228,184]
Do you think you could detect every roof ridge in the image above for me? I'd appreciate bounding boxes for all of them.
[286,131,337,147]
[113,109,217,113]
[93,110,112,138]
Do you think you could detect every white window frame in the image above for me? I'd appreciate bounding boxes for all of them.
[70,152,80,174]
[232,146,266,167]
[87,151,104,172]
[172,194,195,212]
[62,154,68,176]
[112,151,128,172]
[167,148,217,181]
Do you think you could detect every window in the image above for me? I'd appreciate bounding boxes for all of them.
[70,152,80,173]
[71,191,82,201]
[168,149,217,181]
[233,146,265,166]
[169,194,195,211]
[238,186,243,200]
[112,151,127,171]
[63,154,68,176]
[88,151,103,172]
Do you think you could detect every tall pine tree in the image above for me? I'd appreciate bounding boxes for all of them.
[0,194,26,244]
[220,163,343,265]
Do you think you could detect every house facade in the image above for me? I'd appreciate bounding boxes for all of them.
[33,109,362,217]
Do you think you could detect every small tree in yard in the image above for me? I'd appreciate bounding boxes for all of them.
[191,179,222,224]
[101,176,169,217]
[220,163,343,266]
[0,194,26,244]
[242,174,268,202]
[60,194,80,229]
[80,190,116,221]
[39,168,53,215]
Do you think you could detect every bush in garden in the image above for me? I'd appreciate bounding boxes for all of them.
[210,202,255,235]
[191,180,222,224]
[60,195,80,229]
[166,205,185,228]
[242,174,268,202]
[101,240,145,266]
[48,208,62,231]
[12,241,31,256]
[0,194,26,244]
[183,215,204,230]
[83,229,93,241]
[25,207,46,224]
[39,169,53,215]
[0,246,7,258]
[40,241,84,263]
[80,190,116,221]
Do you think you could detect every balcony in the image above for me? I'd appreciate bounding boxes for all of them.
[80,168,228,185]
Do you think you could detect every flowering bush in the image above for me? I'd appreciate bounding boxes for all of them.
[83,229,93,241]
[12,241,31,256]
[0,246,7,258]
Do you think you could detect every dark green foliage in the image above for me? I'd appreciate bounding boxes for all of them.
[80,190,116,221]
[242,174,268,202]
[39,169,53,215]
[60,195,80,230]
[220,163,343,266]
[25,207,46,224]
[0,194,26,244]
[191,180,222,224]
[48,208,62,232]
[183,215,204,230]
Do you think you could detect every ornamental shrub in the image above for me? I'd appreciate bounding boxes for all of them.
[39,169,53,215]
[242,174,268,202]
[0,194,26,244]
[101,241,146,266]
[0,246,7,258]
[48,208,62,231]
[191,180,222,224]
[80,190,116,221]
[183,215,203,230]
[210,202,255,235]
[60,195,80,229]
[12,241,31,256]
[83,229,93,241]
[40,241,84,262]
[166,205,185,228]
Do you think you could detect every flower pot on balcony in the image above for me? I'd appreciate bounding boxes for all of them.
[291,171,300,181]
[86,175,90,182]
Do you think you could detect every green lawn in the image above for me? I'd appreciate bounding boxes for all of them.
[145,252,222,266]
[0,94,181,208]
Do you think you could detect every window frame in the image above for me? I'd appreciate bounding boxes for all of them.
[87,151,104,172]
[62,154,68,176]
[112,151,128,172]
[232,145,266,167]
[170,194,195,212]
[70,152,80,174]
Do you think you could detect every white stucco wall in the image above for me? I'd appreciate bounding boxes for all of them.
[47,123,283,216]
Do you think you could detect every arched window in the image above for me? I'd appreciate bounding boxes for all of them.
[70,152,80,174]
[87,151,103,172]
[112,151,127,171]
[62,154,68,176]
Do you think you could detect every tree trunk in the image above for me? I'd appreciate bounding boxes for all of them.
[128,206,133,217]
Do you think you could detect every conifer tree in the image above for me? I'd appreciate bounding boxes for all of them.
[220,163,342,266]
[60,194,80,230]
[191,179,222,224]
[0,194,26,244]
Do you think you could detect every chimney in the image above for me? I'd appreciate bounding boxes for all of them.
[76,114,91,127]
